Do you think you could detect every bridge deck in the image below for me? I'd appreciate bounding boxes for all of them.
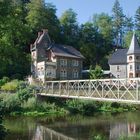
[38,78,140,104]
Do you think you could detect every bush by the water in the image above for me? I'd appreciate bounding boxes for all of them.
[0,94,21,113]
[1,80,19,92]
[17,87,34,102]
[0,80,67,116]
[66,99,99,115]
[0,77,9,88]
[65,99,137,115]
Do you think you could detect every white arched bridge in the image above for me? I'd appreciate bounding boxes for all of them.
[38,78,140,104]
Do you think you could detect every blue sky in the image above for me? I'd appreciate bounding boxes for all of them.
[45,0,140,24]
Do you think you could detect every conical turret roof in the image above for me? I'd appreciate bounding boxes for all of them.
[127,33,140,54]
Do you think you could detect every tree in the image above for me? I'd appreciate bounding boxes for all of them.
[60,8,79,47]
[93,13,113,43]
[135,6,140,30]
[135,6,140,42]
[123,31,133,48]
[112,0,125,47]
[0,0,31,78]
[89,65,103,79]
[79,22,98,68]
[124,16,134,32]
[26,0,60,42]
[26,0,46,31]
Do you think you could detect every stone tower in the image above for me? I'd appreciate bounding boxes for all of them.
[127,33,140,78]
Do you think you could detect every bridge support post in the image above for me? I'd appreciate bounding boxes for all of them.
[67,81,69,96]
[102,81,104,98]
[45,82,47,94]
[59,82,61,95]
[78,81,79,97]
[136,80,139,101]
[88,80,91,97]
[118,80,120,99]
[52,82,54,94]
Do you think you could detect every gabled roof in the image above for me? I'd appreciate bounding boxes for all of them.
[51,44,84,59]
[127,33,140,55]
[31,29,84,59]
[108,49,128,65]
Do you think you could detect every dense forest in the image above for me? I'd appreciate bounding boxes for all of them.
[0,0,140,79]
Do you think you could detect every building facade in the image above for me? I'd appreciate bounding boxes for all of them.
[108,33,140,78]
[30,29,84,82]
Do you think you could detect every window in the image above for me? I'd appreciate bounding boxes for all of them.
[129,73,133,78]
[130,65,133,70]
[40,70,44,75]
[46,68,56,78]
[136,56,140,60]
[32,51,36,59]
[60,69,67,78]
[60,59,67,66]
[136,65,140,70]
[72,60,79,66]
[37,68,44,76]
[73,69,79,78]
[117,66,120,71]
[129,56,132,60]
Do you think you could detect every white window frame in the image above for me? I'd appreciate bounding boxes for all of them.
[72,60,79,66]
[60,59,67,66]
[73,69,79,78]
[60,69,67,78]
[136,65,140,70]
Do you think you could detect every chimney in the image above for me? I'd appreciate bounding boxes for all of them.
[30,44,33,51]
[38,31,42,37]
[42,29,48,33]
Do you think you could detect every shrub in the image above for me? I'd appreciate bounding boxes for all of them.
[0,77,9,87]
[82,101,98,115]
[0,94,21,113]
[111,102,120,108]
[66,99,84,114]
[37,102,57,112]
[17,87,34,102]
[17,81,28,90]
[100,102,112,111]
[89,65,103,79]
[22,97,37,111]
[1,80,19,92]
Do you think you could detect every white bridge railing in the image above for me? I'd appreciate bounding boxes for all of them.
[39,78,140,104]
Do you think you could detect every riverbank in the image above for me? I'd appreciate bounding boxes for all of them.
[0,92,139,117]
[0,80,139,117]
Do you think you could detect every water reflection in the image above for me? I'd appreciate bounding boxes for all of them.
[110,123,139,140]
[4,113,140,140]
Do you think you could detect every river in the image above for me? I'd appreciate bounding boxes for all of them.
[3,112,140,140]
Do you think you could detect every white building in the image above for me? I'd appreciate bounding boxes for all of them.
[108,33,140,78]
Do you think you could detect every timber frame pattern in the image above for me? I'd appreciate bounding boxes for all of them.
[39,78,140,104]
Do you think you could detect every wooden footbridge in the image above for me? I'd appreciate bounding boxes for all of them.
[38,78,140,104]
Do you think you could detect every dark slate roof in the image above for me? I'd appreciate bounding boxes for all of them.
[127,33,140,54]
[32,29,84,59]
[108,49,128,65]
[51,44,84,59]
